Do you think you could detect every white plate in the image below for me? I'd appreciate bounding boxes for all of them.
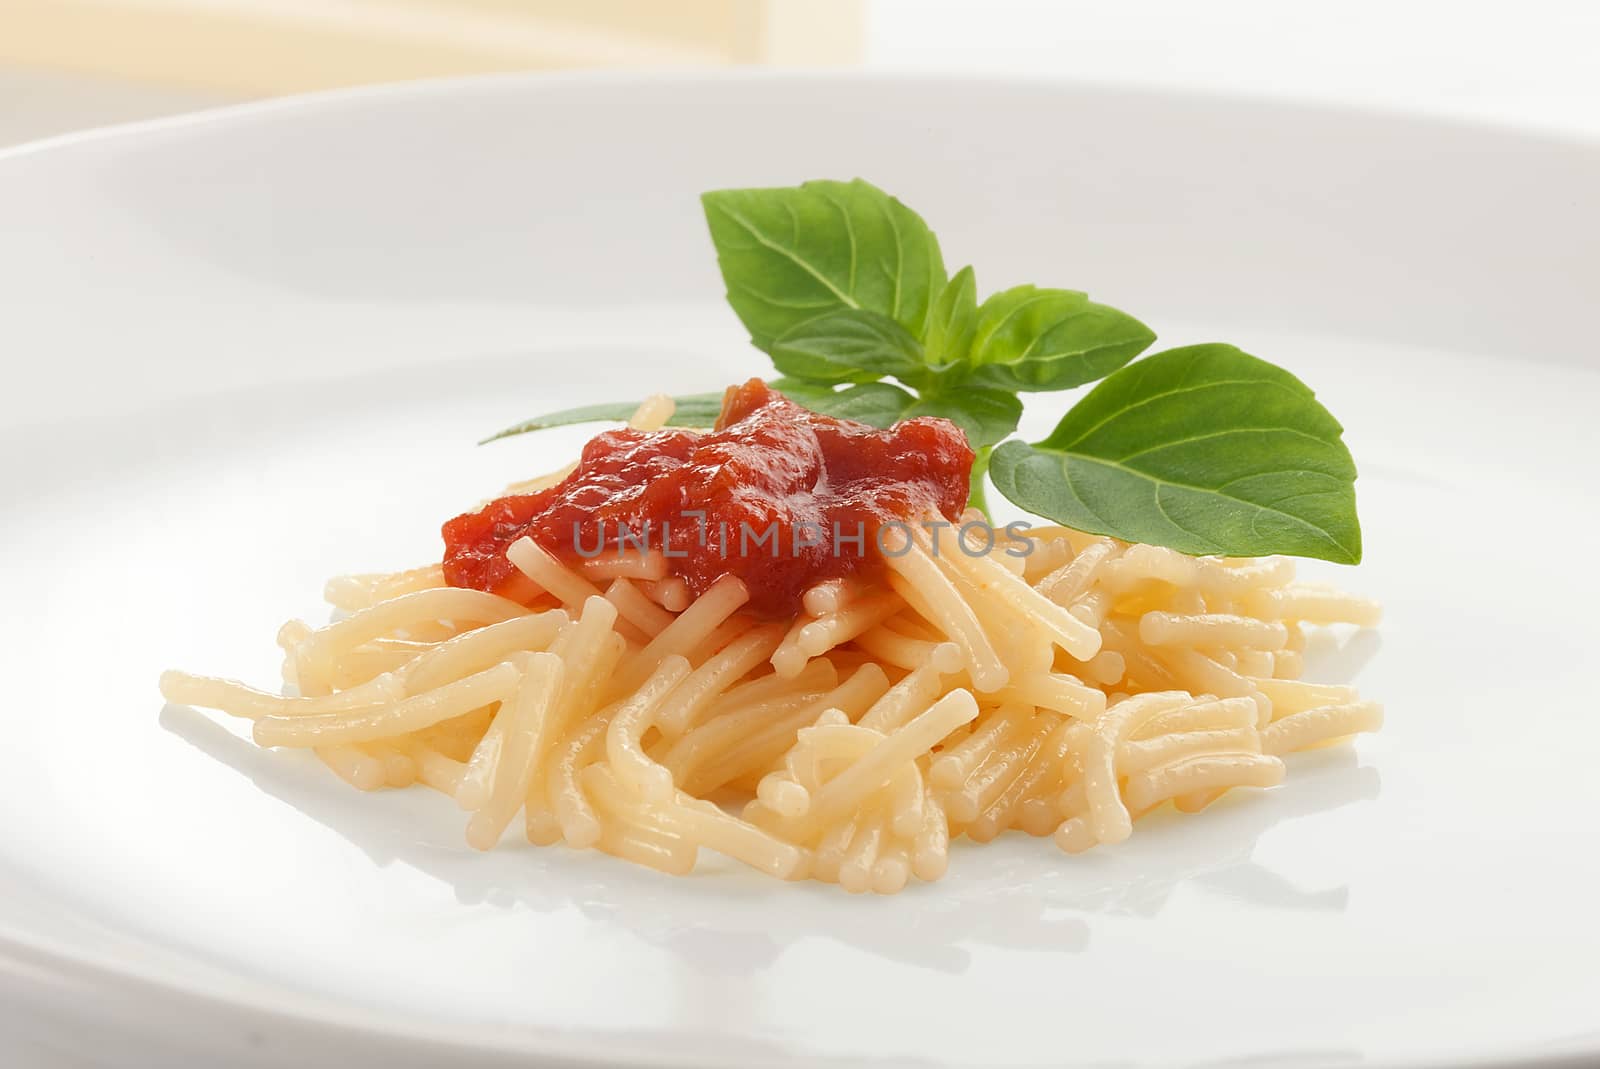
[1,72,1597,1069]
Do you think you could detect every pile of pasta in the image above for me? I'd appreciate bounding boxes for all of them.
[161,408,1382,895]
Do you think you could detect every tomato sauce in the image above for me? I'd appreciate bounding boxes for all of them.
[442,379,973,617]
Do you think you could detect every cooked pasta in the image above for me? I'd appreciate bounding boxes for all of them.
[161,395,1381,893]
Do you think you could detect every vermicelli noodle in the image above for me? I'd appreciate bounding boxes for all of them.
[161,396,1382,893]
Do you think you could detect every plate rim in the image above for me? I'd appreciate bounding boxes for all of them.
[2,66,1596,173]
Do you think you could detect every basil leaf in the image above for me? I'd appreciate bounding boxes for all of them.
[989,344,1361,563]
[904,387,1022,448]
[770,308,926,385]
[766,376,838,408]
[965,285,1155,391]
[805,383,916,427]
[701,179,947,349]
[479,392,723,443]
[924,265,977,367]
[769,377,914,427]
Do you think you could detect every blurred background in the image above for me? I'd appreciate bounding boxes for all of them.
[3,0,1599,148]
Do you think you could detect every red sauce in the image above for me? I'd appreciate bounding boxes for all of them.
[442,379,973,616]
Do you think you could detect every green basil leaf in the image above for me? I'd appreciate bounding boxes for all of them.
[923,265,977,367]
[904,387,1022,448]
[701,179,947,349]
[803,382,916,427]
[766,376,838,408]
[479,392,724,443]
[769,308,926,385]
[966,285,1155,391]
[989,344,1361,563]
[769,377,914,427]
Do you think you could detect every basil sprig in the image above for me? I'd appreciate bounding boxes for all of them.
[486,179,1361,564]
